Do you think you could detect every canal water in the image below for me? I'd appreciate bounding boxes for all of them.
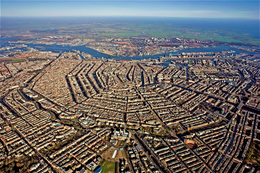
[1,37,260,61]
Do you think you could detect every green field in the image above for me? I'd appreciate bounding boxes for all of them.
[4,18,259,46]
[100,161,116,173]
[122,23,260,46]
[12,59,26,63]
[76,22,260,46]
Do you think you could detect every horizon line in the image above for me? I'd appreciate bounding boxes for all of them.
[1,16,259,20]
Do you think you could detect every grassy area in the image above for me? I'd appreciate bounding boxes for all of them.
[131,24,259,46]
[120,141,125,146]
[12,59,26,63]
[4,18,259,46]
[95,22,259,46]
[100,161,116,173]
[101,148,127,161]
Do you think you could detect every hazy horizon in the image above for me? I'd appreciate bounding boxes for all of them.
[1,16,260,20]
[1,0,259,19]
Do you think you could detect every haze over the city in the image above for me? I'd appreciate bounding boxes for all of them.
[2,0,259,19]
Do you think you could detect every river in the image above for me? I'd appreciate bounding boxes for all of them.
[1,38,260,61]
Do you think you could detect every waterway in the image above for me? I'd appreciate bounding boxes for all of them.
[1,37,260,62]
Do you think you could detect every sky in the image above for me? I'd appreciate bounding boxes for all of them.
[1,0,259,19]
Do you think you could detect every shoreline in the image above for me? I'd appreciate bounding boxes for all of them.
[1,41,260,61]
